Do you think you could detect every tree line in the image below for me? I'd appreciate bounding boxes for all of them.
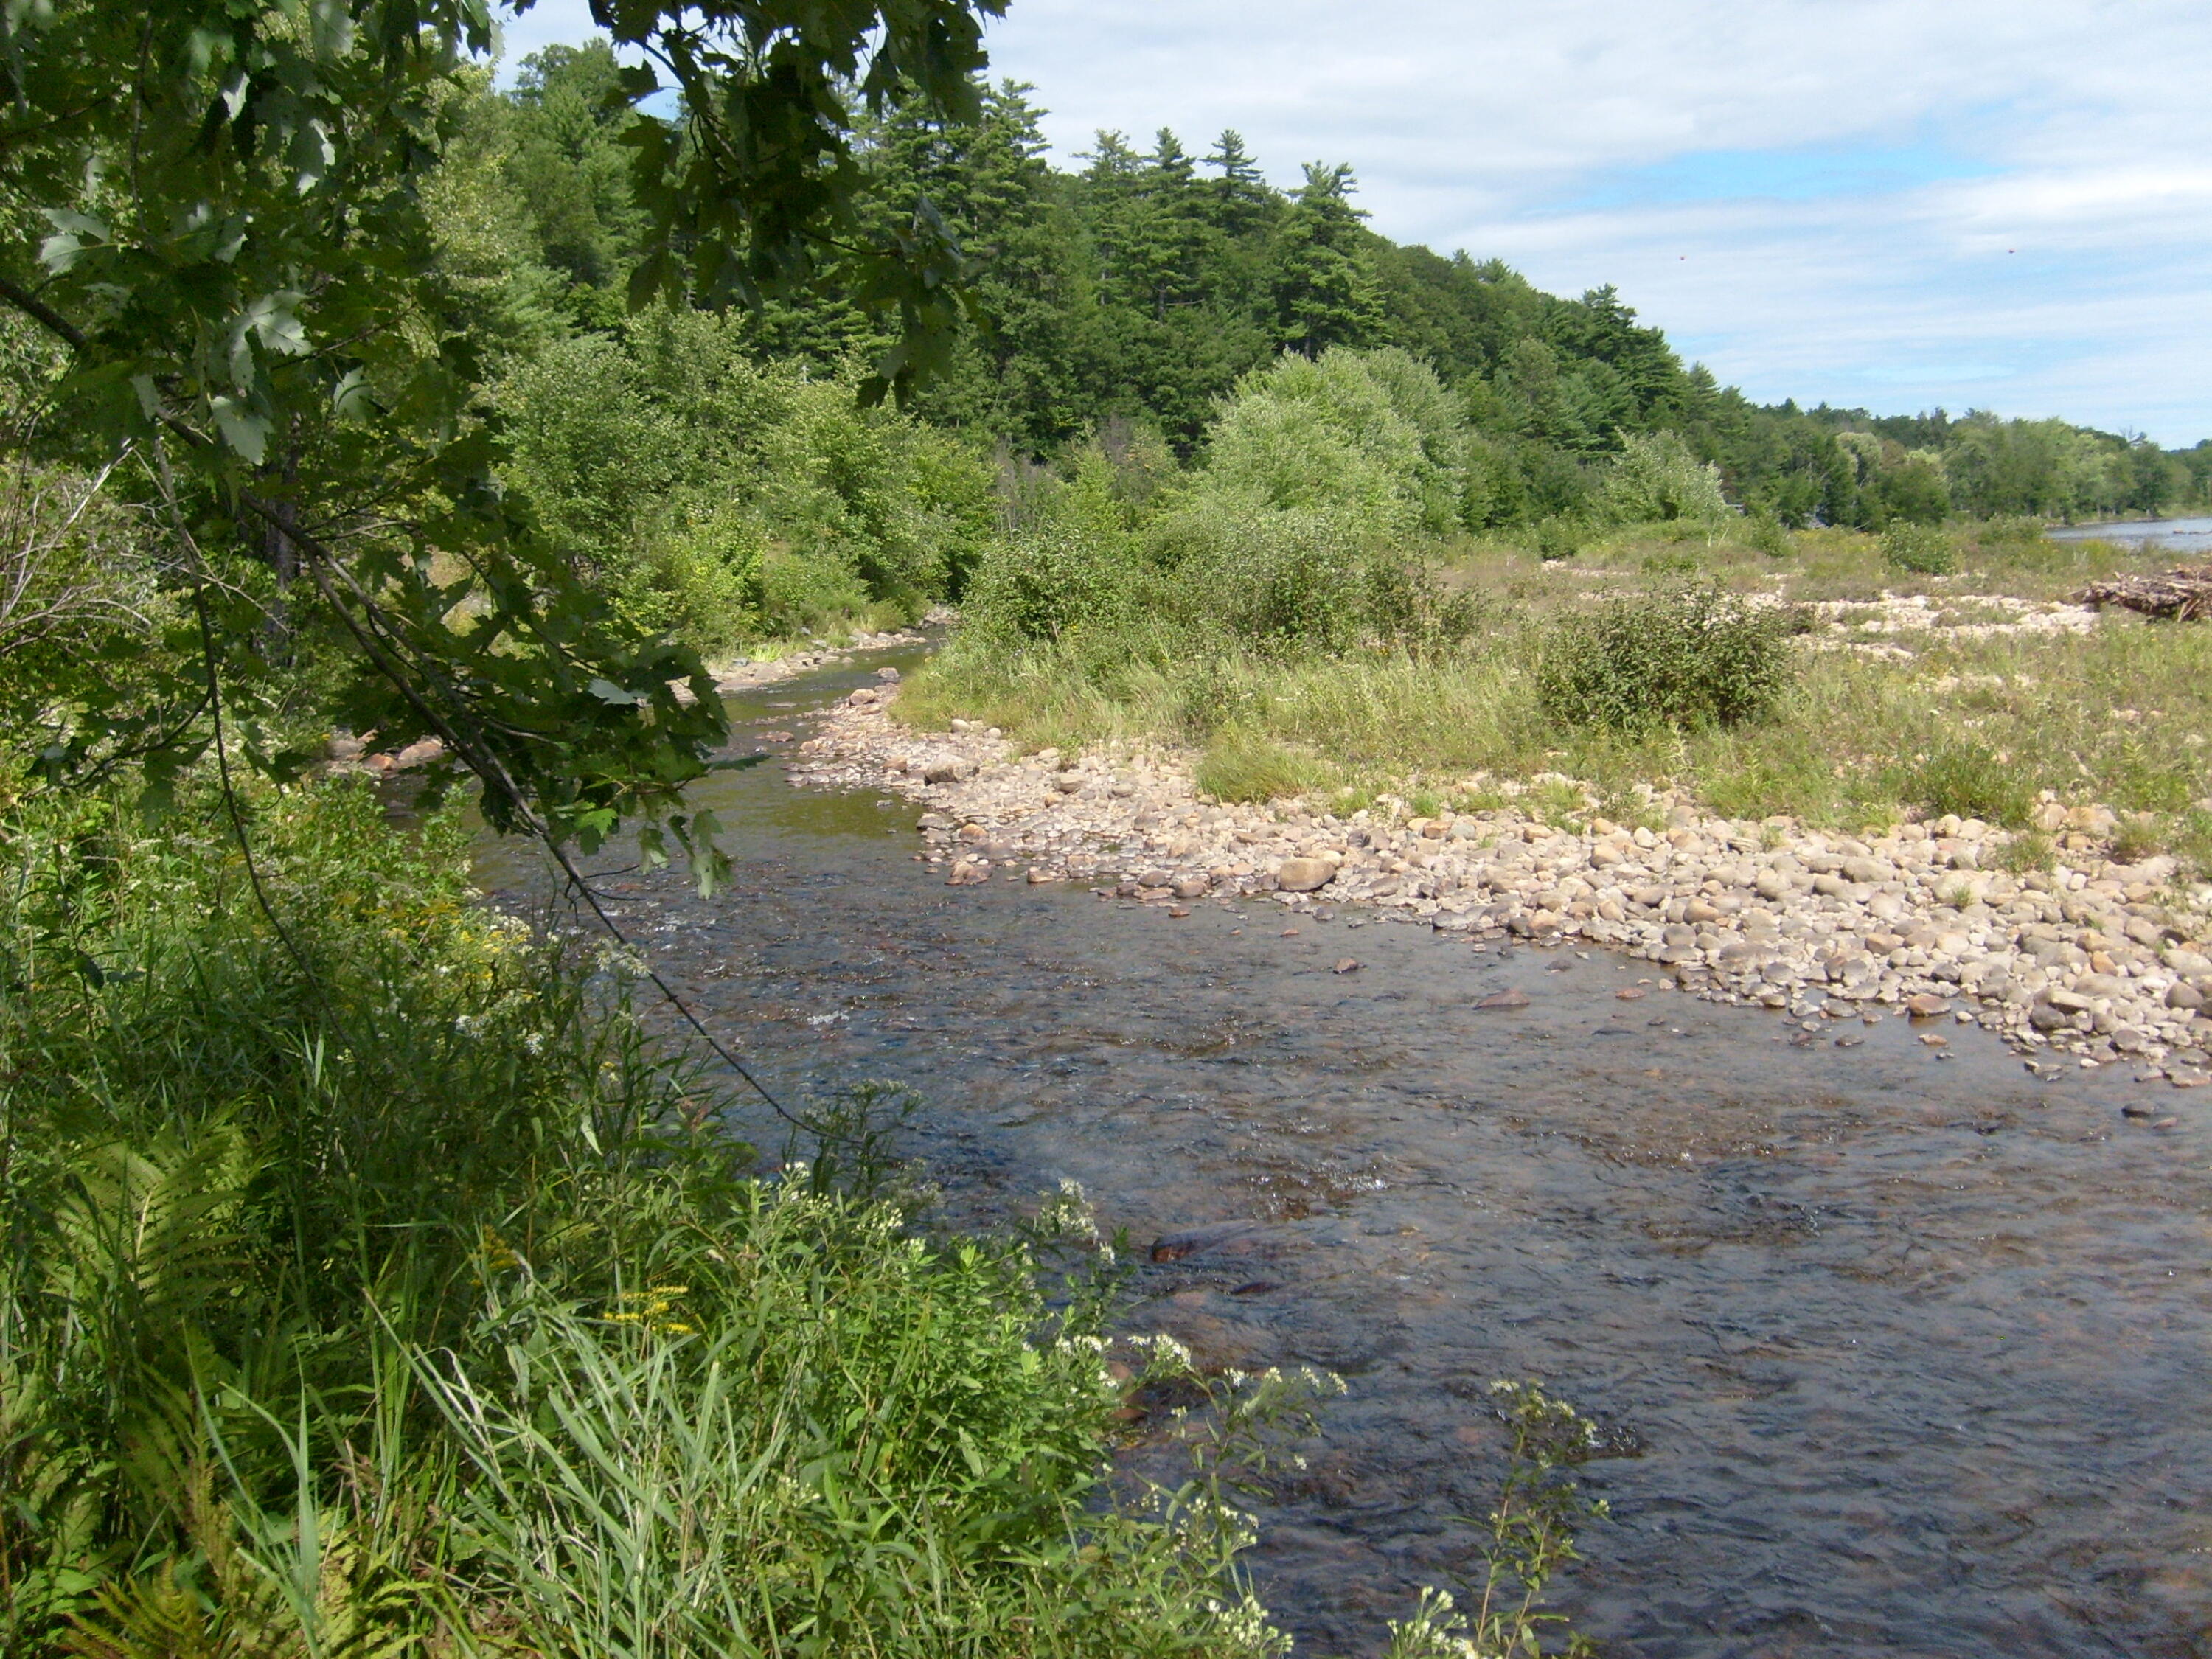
[463,45,2209,532]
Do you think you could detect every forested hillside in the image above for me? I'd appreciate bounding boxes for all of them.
[465,46,2208,535]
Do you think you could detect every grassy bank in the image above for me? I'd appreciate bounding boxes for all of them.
[0,780,1312,1658]
[905,521,2212,878]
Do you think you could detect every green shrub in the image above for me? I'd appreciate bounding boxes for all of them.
[1881,523,1957,574]
[1597,430,1732,526]
[1638,547,1700,577]
[757,546,880,636]
[1202,347,1465,536]
[1748,511,1794,557]
[618,501,766,655]
[1882,740,2034,826]
[1538,585,1794,732]
[501,310,994,625]
[1533,516,1583,562]
[0,782,1297,1658]
[1978,515,2048,547]
[962,523,1141,643]
[1183,506,1368,650]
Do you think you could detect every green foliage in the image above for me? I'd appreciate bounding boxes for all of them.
[1194,731,1333,803]
[1747,511,1794,557]
[0,784,1290,1658]
[1881,741,2034,827]
[500,311,993,650]
[1534,517,1585,562]
[964,523,1141,644]
[1202,348,1467,535]
[0,0,1012,881]
[621,504,768,657]
[1599,431,1733,526]
[1267,164,1386,359]
[757,547,878,637]
[1162,505,1371,651]
[1382,1382,1607,1659]
[1881,523,1958,575]
[1538,586,1794,733]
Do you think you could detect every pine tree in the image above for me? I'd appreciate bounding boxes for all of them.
[1202,130,1275,237]
[1267,163,1385,358]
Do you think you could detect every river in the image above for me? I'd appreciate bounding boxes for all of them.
[2045,515,2212,554]
[477,647,2212,1658]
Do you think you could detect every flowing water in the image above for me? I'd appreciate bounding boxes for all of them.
[478,651,2212,1658]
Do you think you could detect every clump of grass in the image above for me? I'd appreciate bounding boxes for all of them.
[1882,740,2034,827]
[1196,728,1335,803]
[1993,829,2054,874]
[1536,585,1793,734]
[1881,524,1957,575]
[2110,811,2168,864]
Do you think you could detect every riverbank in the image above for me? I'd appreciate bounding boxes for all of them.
[708,623,930,692]
[793,686,2212,1088]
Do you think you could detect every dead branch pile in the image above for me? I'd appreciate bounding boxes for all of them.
[2074,565,2212,621]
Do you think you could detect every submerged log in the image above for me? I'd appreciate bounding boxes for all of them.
[2075,565,2212,621]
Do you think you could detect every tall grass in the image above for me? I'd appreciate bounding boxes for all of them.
[0,781,1290,1657]
[908,578,2212,862]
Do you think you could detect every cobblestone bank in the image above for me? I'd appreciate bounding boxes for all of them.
[791,684,2212,1089]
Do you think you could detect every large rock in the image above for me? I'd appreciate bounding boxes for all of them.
[1276,857,1336,893]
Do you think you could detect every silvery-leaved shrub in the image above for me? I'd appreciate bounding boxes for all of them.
[1597,429,1733,526]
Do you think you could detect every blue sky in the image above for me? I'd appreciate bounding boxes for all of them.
[497,0,2212,444]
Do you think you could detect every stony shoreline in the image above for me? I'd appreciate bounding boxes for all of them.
[792,683,2212,1091]
[706,627,927,695]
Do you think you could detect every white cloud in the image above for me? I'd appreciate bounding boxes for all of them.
[490,0,2212,442]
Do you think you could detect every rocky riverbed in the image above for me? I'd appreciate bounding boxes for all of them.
[706,627,927,693]
[791,678,2212,1089]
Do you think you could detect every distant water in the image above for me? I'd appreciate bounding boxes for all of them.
[2045,515,2212,552]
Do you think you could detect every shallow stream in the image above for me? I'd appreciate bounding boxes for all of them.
[478,649,2212,1658]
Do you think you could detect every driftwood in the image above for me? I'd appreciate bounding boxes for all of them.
[2074,565,2212,621]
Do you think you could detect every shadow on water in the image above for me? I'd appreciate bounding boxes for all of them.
[476,648,2212,1659]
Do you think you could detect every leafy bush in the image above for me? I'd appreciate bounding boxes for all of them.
[1882,740,2033,827]
[1538,585,1794,732]
[1172,504,1368,650]
[501,310,994,641]
[1533,516,1584,562]
[962,522,1142,643]
[757,546,879,636]
[1202,347,1466,536]
[1882,523,1957,574]
[1597,430,1732,526]
[1748,511,1794,557]
[616,500,767,655]
[0,784,1291,1658]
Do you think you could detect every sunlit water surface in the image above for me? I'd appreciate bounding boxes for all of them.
[2046,516,2212,554]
